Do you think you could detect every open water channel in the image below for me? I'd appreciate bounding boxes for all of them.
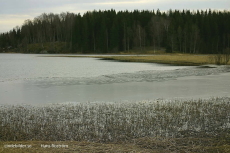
[0,54,230,105]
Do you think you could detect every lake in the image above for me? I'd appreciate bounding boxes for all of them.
[0,53,230,105]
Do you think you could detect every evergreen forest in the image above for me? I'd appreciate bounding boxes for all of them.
[0,9,230,54]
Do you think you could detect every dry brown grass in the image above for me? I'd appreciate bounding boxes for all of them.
[95,54,217,66]
[1,98,230,152]
[0,140,155,153]
[40,53,230,66]
[1,137,230,153]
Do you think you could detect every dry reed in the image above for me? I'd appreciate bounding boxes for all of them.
[0,97,229,142]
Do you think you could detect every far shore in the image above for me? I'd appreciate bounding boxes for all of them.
[38,53,230,66]
[92,54,211,66]
[2,52,230,66]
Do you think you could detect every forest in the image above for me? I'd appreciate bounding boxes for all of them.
[0,9,230,54]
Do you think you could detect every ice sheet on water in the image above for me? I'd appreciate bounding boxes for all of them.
[26,65,230,88]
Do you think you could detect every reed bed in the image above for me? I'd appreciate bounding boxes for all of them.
[95,54,230,66]
[0,97,229,142]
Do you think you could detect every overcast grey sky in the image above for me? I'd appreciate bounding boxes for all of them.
[0,0,229,33]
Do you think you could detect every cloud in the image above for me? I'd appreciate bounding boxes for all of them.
[0,15,32,33]
[0,0,229,33]
[1,0,229,15]
[93,0,155,5]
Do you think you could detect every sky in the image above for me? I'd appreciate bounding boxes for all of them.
[0,0,229,33]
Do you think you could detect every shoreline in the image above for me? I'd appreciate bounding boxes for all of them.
[36,53,230,66]
[93,54,230,66]
[2,52,230,66]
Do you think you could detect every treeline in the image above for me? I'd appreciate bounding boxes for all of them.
[0,9,230,54]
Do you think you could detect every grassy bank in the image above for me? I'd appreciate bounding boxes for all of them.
[1,98,229,152]
[94,54,230,66]
[50,54,229,66]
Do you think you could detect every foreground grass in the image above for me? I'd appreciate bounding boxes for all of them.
[0,97,230,152]
[1,137,230,153]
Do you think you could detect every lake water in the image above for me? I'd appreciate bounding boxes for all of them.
[0,54,230,105]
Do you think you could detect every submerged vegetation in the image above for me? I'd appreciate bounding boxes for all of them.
[0,97,229,152]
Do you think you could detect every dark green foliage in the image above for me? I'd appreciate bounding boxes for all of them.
[0,9,230,54]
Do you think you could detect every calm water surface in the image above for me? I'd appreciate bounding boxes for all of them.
[0,54,229,105]
[0,54,189,80]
